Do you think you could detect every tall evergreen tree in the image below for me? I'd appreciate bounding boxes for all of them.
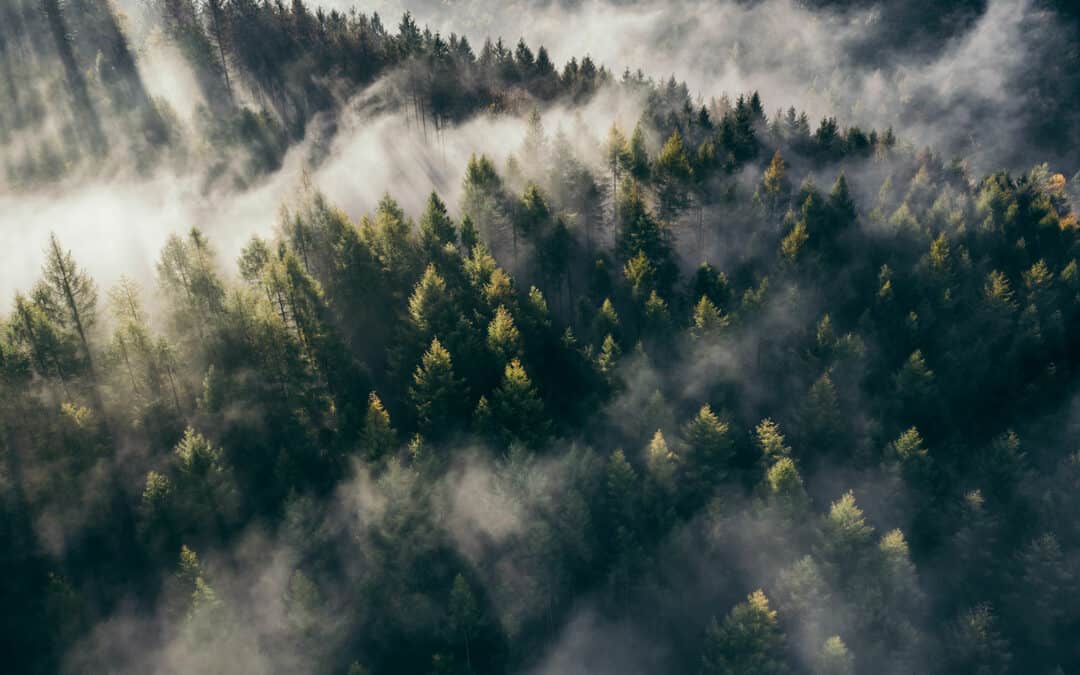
[701,590,788,675]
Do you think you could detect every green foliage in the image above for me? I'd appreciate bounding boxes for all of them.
[655,130,692,219]
[606,123,631,195]
[617,179,676,297]
[628,123,650,181]
[781,220,809,262]
[692,296,729,337]
[755,419,792,460]
[6,17,1080,674]
[761,150,791,214]
[946,604,1011,675]
[410,337,467,440]
[486,305,522,364]
[819,491,874,564]
[765,457,808,513]
[701,590,788,675]
[596,333,621,379]
[409,264,452,336]
[490,358,549,447]
[813,636,854,675]
[681,405,733,504]
[646,429,678,489]
[448,573,481,669]
[363,392,397,460]
[420,192,458,251]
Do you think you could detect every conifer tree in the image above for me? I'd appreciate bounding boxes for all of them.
[408,265,453,337]
[756,419,790,460]
[42,234,100,393]
[692,296,729,338]
[681,405,733,504]
[491,358,549,447]
[419,191,457,252]
[628,123,650,181]
[655,130,692,221]
[761,150,791,214]
[946,604,1011,675]
[818,491,873,575]
[701,590,788,675]
[606,123,630,218]
[764,457,808,515]
[646,429,678,490]
[363,392,396,460]
[813,636,854,675]
[486,305,522,365]
[410,337,466,440]
[449,573,480,671]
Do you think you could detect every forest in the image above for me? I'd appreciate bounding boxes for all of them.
[2,0,1080,673]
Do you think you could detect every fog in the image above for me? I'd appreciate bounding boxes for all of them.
[2,2,1077,671]
[357,0,1074,170]
[4,0,1073,297]
[0,54,642,298]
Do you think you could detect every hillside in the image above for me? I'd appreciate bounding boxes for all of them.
[2,1,1080,674]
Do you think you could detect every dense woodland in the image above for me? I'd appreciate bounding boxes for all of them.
[4,1,1080,674]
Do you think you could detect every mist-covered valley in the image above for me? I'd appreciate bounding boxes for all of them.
[2,1,1080,673]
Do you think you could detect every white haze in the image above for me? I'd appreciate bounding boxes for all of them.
[1,0,1062,299]
[363,0,1058,166]
[0,64,643,300]
[0,2,1068,672]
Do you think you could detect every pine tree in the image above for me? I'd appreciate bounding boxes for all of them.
[692,296,729,338]
[655,130,692,220]
[889,427,932,486]
[1008,533,1074,646]
[448,573,480,672]
[522,108,546,166]
[409,338,466,440]
[419,191,457,252]
[781,220,809,263]
[628,123,650,181]
[646,429,678,490]
[486,305,522,365]
[363,392,396,460]
[491,358,549,447]
[364,194,420,284]
[617,180,676,297]
[681,405,733,503]
[756,419,790,460]
[462,154,509,254]
[408,265,453,336]
[605,448,641,607]
[173,427,237,534]
[606,123,630,219]
[764,457,808,514]
[946,604,1011,675]
[157,228,225,344]
[643,290,671,334]
[813,636,854,675]
[181,548,228,644]
[596,333,621,380]
[460,215,480,252]
[42,233,100,391]
[818,491,873,574]
[799,373,842,453]
[826,174,857,235]
[10,293,76,394]
[894,350,938,429]
[594,298,620,344]
[761,150,791,214]
[203,0,233,99]
[701,590,788,675]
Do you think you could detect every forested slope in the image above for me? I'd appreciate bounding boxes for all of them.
[2,1,1080,674]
